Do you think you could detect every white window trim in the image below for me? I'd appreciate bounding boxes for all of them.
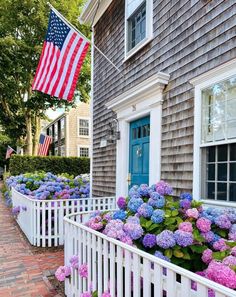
[190,58,236,201]
[106,72,170,197]
[77,116,90,138]
[124,0,153,61]
[77,145,90,157]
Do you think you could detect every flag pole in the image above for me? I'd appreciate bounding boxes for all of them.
[47,2,122,73]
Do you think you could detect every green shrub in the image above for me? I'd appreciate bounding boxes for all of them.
[9,155,90,176]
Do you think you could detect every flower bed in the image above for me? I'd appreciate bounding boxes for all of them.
[62,181,236,296]
[5,172,116,247]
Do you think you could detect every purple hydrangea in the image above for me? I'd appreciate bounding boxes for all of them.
[123,221,144,240]
[156,230,176,249]
[137,203,153,218]
[202,249,213,264]
[213,239,228,251]
[155,181,173,196]
[148,192,165,208]
[174,230,193,247]
[103,219,125,240]
[142,234,156,248]
[179,199,191,209]
[201,231,215,243]
[178,222,193,233]
[69,255,79,269]
[113,210,127,221]
[214,215,232,229]
[117,196,127,210]
[180,192,193,201]
[127,198,144,213]
[151,209,165,224]
[154,251,171,262]
[229,224,236,240]
[222,255,236,266]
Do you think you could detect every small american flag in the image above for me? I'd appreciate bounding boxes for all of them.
[5,146,15,159]
[32,9,90,101]
[38,134,52,156]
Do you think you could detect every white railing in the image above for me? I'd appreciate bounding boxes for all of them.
[64,211,236,297]
[11,188,116,247]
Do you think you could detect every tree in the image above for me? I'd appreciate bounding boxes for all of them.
[0,0,91,155]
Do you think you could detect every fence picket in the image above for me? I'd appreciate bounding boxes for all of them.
[116,245,123,297]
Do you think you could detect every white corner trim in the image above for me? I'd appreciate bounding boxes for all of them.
[106,72,170,112]
[79,0,113,25]
[190,58,236,86]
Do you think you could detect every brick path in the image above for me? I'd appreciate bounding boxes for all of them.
[0,192,64,297]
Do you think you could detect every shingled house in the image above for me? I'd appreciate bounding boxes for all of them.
[80,0,236,203]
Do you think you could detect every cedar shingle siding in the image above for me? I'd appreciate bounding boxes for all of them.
[92,0,236,196]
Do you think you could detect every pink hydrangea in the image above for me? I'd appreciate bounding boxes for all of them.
[86,216,103,230]
[213,239,229,251]
[231,246,236,256]
[120,235,133,245]
[196,217,211,233]
[186,208,199,219]
[202,249,213,264]
[55,265,71,281]
[79,264,88,278]
[80,292,92,297]
[222,255,236,266]
[69,255,79,269]
[102,292,111,297]
[178,222,193,233]
[205,261,236,289]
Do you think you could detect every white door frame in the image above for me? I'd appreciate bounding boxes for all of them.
[106,72,170,197]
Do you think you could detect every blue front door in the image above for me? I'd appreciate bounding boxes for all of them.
[129,116,150,188]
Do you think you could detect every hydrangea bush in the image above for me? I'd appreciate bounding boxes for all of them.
[5,171,90,201]
[85,181,236,291]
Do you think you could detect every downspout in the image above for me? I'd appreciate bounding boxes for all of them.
[90,28,94,198]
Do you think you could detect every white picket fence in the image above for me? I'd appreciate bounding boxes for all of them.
[64,211,236,297]
[11,187,116,247]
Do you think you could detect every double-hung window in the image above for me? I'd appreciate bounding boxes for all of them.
[192,62,236,202]
[125,0,153,59]
[78,118,89,137]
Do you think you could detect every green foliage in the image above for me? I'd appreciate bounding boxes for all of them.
[9,154,90,176]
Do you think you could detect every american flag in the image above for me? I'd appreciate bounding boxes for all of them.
[5,146,15,159]
[38,134,52,156]
[32,9,90,101]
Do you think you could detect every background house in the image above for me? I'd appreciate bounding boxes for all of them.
[45,102,90,157]
[80,0,236,202]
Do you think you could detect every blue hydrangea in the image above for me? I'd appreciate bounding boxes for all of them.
[156,230,176,249]
[113,210,127,220]
[137,203,153,218]
[174,230,193,247]
[151,209,165,224]
[148,192,165,208]
[179,199,191,209]
[180,192,193,201]
[129,185,140,199]
[209,234,221,244]
[154,251,171,262]
[127,198,144,213]
[137,184,150,197]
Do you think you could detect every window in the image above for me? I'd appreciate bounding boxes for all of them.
[78,147,89,157]
[199,74,236,201]
[61,118,65,139]
[60,145,65,156]
[125,0,153,59]
[78,118,89,137]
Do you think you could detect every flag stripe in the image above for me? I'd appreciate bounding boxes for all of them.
[37,43,54,91]
[63,40,88,99]
[58,37,83,98]
[50,32,77,97]
[68,42,90,101]
[44,48,60,93]
[32,42,47,89]
[33,42,51,90]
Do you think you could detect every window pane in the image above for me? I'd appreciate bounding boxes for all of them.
[142,124,150,137]
[207,182,215,199]
[127,0,144,17]
[217,183,227,201]
[229,184,236,201]
[207,146,215,162]
[230,163,236,181]
[230,143,236,161]
[217,163,227,181]
[227,120,236,139]
[218,144,227,161]
[207,164,215,180]
[132,128,137,139]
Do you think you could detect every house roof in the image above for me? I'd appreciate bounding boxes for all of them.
[79,0,113,25]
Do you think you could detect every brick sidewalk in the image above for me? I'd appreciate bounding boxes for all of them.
[0,193,64,297]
